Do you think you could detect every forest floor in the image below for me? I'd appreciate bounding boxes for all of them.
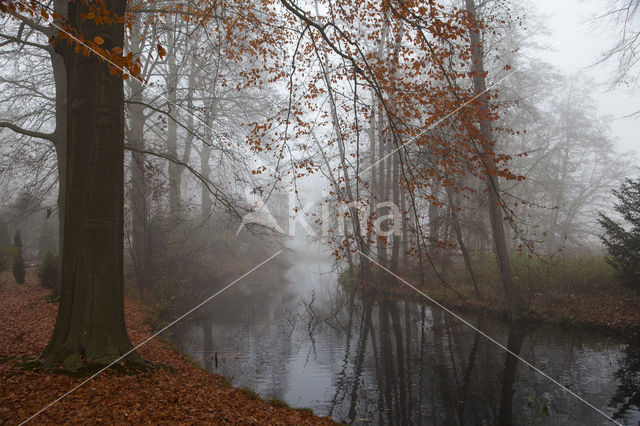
[0,270,335,425]
[386,275,640,339]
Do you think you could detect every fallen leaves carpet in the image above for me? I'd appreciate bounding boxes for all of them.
[0,272,334,424]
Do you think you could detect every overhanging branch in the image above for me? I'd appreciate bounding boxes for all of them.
[123,143,243,219]
[0,121,54,142]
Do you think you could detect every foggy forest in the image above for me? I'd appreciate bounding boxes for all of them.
[0,0,639,424]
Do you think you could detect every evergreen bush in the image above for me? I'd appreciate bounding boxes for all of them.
[598,178,640,288]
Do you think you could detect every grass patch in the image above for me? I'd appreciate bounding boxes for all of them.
[269,398,290,409]
[222,375,234,386]
[239,387,261,400]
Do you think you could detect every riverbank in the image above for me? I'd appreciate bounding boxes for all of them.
[363,271,640,340]
[0,270,334,424]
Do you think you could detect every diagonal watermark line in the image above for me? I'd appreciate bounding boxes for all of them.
[19,249,284,425]
[357,249,621,425]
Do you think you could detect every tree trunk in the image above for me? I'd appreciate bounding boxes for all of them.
[547,112,571,255]
[466,0,523,319]
[320,53,367,268]
[376,106,388,266]
[42,0,136,369]
[400,187,409,270]
[390,150,401,273]
[447,186,481,298]
[49,0,68,297]
[428,181,440,248]
[166,45,181,223]
[128,78,150,298]
[200,144,213,221]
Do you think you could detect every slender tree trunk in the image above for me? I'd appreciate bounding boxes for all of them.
[42,0,136,369]
[466,0,523,319]
[428,181,440,247]
[446,186,481,299]
[368,93,378,257]
[376,106,388,266]
[320,56,367,269]
[128,77,150,298]
[390,150,401,273]
[172,72,196,218]
[401,187,408,270]
[548,113,571,255]
[166,45,181,223]
[49,0,68,297]
[200,144,213,221]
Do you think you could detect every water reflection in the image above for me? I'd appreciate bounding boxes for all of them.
[165,250,640,425]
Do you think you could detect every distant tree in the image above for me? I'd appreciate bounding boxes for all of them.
[0,248,7,275]
[37,212,56,257]
[12,229,25,284]
[0,219,10,248]
[0,219,9,274]
[599,0,640,92]
[598,178,640,288]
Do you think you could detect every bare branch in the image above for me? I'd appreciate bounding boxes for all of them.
[0,121,54,142]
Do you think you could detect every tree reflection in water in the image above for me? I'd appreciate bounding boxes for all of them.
[165,257,639,425]
[610,342,640,422]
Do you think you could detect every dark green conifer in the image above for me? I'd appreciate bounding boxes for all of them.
[598,178,640,288]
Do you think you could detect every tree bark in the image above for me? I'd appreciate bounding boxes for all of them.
[466,0,523,319]
[376,104,388,266]
[128,78,150,298]
[390,149,401,273]
[51,31,67,297]
[447,186,481,299]
[200,145,213,221]
[166,43,181,223]
[42,0,136,369]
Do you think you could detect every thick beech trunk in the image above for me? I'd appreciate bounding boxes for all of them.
[42,0,136,369]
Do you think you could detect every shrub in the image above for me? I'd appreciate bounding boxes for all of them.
[12,230,25,284]
[467,251,618,296]
[37,250,57,289]
[0,247,8,275]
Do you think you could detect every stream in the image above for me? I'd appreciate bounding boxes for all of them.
[165,243,640,425]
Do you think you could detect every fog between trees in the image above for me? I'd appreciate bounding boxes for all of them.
[0,0,638,367]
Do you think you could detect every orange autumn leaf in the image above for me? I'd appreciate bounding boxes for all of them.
[157,44,167,58]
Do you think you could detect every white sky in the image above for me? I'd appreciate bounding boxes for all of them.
[532,0,639,157]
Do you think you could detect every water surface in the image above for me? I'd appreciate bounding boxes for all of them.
[166,245,640,425]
